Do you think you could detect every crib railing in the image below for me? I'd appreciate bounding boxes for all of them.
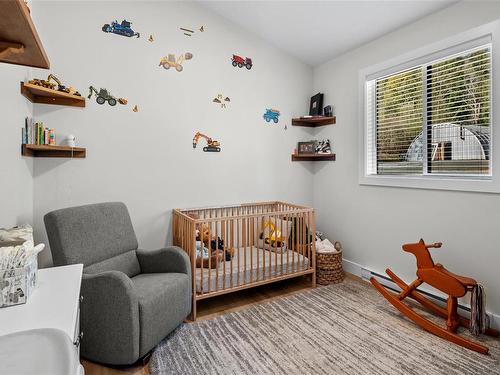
[172,201,316,319]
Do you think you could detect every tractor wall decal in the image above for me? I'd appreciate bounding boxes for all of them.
[232,54,252,70]
[263,108,280,123]
[159,53,193,72]
[88,86,127,107]
[102,19,140,38]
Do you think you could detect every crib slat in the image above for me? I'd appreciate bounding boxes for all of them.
[250,215,254,284]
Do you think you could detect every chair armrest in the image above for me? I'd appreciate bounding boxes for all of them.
[137,246,191,275]
[80,271,140,365]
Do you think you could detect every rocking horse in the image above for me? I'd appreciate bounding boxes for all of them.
[371,239,499,354]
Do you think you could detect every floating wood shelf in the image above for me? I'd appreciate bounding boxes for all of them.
[22,144,86,158]
[21,82,86,107]
[292,116,336,127]
[0,0,50,69]
[291,154,336,161]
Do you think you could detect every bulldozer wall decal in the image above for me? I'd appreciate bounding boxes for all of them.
[102,19,140,38]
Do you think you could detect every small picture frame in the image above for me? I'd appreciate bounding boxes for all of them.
[309,92,324,116]
[298,141,317,155]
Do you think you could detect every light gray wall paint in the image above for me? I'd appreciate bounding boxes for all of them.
[312,1,500,315]
[29,1,313,267]
[0,65,34,228]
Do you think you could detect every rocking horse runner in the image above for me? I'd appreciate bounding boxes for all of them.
[371,239,499,354]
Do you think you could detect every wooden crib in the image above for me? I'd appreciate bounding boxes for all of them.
[172,201,316,320]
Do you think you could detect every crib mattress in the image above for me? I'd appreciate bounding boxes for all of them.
[195,246,310,293]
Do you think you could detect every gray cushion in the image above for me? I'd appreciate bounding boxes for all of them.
[44,202,138,267]
[84,250,141,278]
[131,273,191,357]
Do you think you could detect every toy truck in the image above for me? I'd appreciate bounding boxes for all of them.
[232,55,253,70]
[263,109,280,123]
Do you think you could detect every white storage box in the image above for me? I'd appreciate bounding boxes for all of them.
[0,255,37,307]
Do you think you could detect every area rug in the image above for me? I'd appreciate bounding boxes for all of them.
[149,278,500,375]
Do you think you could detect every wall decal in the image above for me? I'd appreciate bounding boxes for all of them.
[213,94,230,109]
[180,26,204,36]
[180,27,194,36]
[159,53,193,72]
[231,54,253,70]
[88,86,127,107]
[263,108,280,123]
[102,19,140,38]
[148,35,154,42]
[193,131,221,152]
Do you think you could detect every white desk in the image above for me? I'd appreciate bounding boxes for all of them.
[0,263,83,342]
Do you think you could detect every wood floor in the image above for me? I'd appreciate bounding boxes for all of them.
[82,275,319,375]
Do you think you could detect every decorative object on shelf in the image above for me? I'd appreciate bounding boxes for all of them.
[323,105,333,117]
[263,108,280,123]
[148,34,154,42]
[159,52,193,72]
[0,224,44,307]
[102,19,140,38]
[213,94,230,109]
[298,141,316,155]
[370,239,500,354]
[193,131,221,152]
[315,139,332,154]
[133,104,139,112]
[28,74,81,96]
[87,86,126,106]
[231,54,252,70]
[309,92,324,116]
[64,134,76,147]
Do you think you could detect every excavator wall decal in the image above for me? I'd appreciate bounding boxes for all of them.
[192,132,221,152]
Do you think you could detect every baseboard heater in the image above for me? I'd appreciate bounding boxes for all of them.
[360,267,471,313]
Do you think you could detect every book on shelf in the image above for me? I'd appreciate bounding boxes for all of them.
[23,119,57,146]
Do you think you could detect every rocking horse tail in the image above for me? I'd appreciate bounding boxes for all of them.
[470,284,489,336]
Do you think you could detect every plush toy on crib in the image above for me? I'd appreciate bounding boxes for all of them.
[189,213,234,268]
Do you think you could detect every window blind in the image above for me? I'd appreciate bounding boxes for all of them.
[366,44,491,177]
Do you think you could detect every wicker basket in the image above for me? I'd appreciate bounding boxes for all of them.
[316,250,344,285]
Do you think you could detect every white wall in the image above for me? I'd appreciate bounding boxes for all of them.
[313,1,500,315]
[0,65,34,228]
[29,1,313,267]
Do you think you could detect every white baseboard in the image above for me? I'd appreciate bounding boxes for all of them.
[343,258,500,331]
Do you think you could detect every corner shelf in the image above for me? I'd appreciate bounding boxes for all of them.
[22,144,86,158]
[21,82,86,107]
[291,154,335,161]
[0,0,50,69]
[292,116,336,127]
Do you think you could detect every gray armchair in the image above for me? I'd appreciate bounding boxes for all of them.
[44,202,191,365]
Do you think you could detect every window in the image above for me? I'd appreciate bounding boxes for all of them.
[365,44,491,178]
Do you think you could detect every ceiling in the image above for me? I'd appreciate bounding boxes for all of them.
[199,1,458,66]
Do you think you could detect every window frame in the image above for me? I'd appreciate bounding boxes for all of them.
[359,20,500,193]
